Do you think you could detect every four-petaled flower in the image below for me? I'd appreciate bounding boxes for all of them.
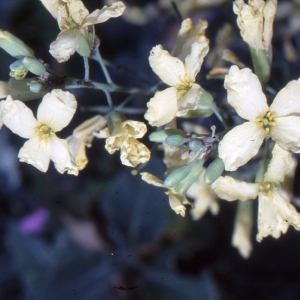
[40,0,126,62]
[213,144,300,242]
[0,89,78,174]
[219,65,300,171]
[144,41,209,127]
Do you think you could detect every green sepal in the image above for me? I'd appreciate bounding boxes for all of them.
[22,57,46,76]
[255,159,269,183]
[250,47,271,83]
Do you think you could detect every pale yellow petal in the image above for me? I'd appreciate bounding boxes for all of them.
[121,120,147,138]
[39,0,60,19]
[140,172,165,188]
[224,66,269,121]
[218,122,266,171]
[212,176,259,201]
[176,83,201,116]
[168,191,186,216]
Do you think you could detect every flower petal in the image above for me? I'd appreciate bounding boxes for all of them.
[37,89,77,132]
[120,137,150,167]
[65,0,89,24]
[121,120,147,138]
[264,144,296,183]
[0,96,37,138]
[149,45,186,86]
[140,172,165,188]
[271,116,300,153]
[218,122,266,171]
[18,136,51,172]
[184,42,208,82]
[144,87,178,127]
[224,66,269,121]
[270,79,300,116]
[256,194,288,242]
[177,83,201,116]
[49,135,78,175]
[39,0,59,19]
[83,1,126,26]
[49,29,82,63]
[168,191,186,216]
[212,176,259,201]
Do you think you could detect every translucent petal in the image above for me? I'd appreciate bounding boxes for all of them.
[168,192,186,216]
[177,83,201,116]
[140,172,165,188]
[212,176,259,201]
[256,194,288,242]
[149,45,186,86]
[37,90,77,132]
[39,0,59,19]
[0,96,37,138]
[18,136,51,172]
[184,41,208,82]
[270,79,300,116]
[49,29,82,63]
[218,122,266,171]
[224,66,269,121]
[49,135,78,175]
[84,2,126,26]
[271,116,300,153]
[144,87,178,127]
[264,144,296,183]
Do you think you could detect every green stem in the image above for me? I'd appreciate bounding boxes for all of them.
[83,56,90,81]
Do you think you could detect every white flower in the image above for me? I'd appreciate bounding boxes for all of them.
[213,144,300,242]
[144,42,209,127]
[0,89,78,174]
[40,0,126,62]
[219,65,300,171]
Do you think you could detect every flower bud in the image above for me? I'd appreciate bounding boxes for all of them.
[149,129,185,143]
[164,164,193,188]
[9,60,28,80]
[188,139,203,151]
[0,30,34,58]
[204,158,225,185]
[22,57,46,76]
[173,160,204,194]
[165,134,185,147]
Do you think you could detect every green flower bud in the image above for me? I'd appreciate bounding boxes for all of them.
[188,139,203,151]
[22,57,46,76]
[149,129,185,143]
[0,30,34,59]
[29,82,43,93]
[173,160,204,194]
[250,47,270,83]
[165,134,185,147]
[204,158,225,185]
[164,164,193,188]
[9,60,28,80]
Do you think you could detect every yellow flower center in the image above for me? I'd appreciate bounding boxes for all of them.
[176,75,192,96]
[36,124,54,143]
[61,6,85,30]
[254,111,276,134]
[258,182,278,200]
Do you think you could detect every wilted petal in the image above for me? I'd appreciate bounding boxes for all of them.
[18,136,51,172]
[184,42,209,82]
[168,191,186,216]
[105,134,123,154]
[218,122,266,171]
[177,83,201,116]
[264,144,296,183]
[149,45,186,86]
[121,120,147,138]
[0,96,37,138]
[212,176,259,201]
[270,79,300,116]
[140,172,165,188]
[39,0,60,19]
[263,0,277,51]
[84,1,126,26]
[49,135,78,175]
[224,66,269,121]
[49,29,82,63]
[257,194,289,242]
[144,87,178,127]
[271,116,300,153]
[120,137,150,167]
[37,89,77,132]
[66,0,89,24]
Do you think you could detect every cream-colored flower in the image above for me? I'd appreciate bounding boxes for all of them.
[40,0,126,62]
[145,42,209,127]
[140,172,188,216]
[213,144,300,242]
[67,115,106,170]
[233,0,277,52]
[219,65,300,171]
[104,110,150,167]
[0,90,78,174]
[186,171,219,220]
